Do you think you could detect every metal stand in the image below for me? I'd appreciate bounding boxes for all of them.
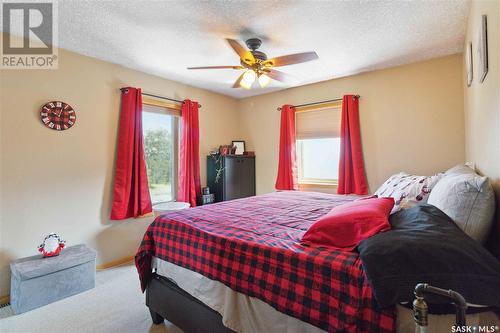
[413,283,467,332]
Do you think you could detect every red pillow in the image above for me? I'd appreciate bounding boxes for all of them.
[301,197,394,251]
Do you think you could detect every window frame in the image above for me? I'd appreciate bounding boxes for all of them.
[142,98,180,204]
[295,102,342,187]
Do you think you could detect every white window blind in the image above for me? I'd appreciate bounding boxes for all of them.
[295,107,341,139]
[142,103,180,117]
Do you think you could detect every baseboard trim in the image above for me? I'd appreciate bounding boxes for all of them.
[0,255,136,306]
[96,255,135,270]
[0,294,10,305]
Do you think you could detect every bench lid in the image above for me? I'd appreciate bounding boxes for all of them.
[10,244,97,280]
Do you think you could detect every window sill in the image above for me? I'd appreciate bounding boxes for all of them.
[152,200,176,205]
[298,182,338,189]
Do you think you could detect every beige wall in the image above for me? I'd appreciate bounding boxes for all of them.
[463,0,500,256]
[239,55,465,195]
[0,38,240,296]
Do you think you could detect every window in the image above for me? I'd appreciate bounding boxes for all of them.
[297,138,340,184]
[296,106,341,185]
[142,104,179,204]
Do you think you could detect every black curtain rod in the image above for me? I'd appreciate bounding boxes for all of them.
[120,88,202,108]
[276,95,360,111]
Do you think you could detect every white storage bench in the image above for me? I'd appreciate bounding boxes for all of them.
[10,244,97,314]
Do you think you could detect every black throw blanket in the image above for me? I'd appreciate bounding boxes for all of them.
[358,204,500,308]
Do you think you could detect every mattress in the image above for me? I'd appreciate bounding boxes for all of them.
[153,257,500,333]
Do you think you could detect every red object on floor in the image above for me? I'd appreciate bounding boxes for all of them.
[110,87,152,220]
[301,197,394,250]
[338,95,369,195]
[275,104,298,190]
[136,191,395,333]
[178,99,201,207]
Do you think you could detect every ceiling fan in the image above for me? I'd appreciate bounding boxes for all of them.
[187,38,319,89]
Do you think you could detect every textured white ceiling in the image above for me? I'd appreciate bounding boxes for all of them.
[53,1,468,98]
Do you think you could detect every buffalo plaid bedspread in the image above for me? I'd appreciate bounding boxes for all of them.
[136,191,396,332]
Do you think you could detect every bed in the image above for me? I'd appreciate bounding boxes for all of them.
[135,190,500,333]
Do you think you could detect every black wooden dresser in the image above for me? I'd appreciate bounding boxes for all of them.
[207,155,256,202]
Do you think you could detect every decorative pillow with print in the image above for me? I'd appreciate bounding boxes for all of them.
[374,172,443,213]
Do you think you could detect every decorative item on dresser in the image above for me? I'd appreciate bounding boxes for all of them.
[231,140,245,155]
[218,145,233,155]
[207,154,255,202]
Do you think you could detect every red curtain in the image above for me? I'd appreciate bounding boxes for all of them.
[338,95,368,195]
[178,99,201,207]
[110,87,152,220]
[275,104,298,190]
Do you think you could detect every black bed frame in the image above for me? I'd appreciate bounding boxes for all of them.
[146,273,236,333]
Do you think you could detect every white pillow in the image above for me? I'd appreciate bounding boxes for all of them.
[445,163,476,175]
[427,172,495,243]
[375,172,443,213]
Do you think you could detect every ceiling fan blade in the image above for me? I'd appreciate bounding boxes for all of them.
[226,38,248,58]
[266,69,292,83]
[226,38,255,64]
[232,72,245,88]
[187,66,243,70]
[264,52,319,67]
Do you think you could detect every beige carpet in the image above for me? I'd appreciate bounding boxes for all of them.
[0,263,184,333]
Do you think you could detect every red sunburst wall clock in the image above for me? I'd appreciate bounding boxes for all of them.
[40,101,76,131]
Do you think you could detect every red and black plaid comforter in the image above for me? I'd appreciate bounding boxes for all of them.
[136,191,396,332]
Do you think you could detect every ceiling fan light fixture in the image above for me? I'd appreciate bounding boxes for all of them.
[239,79,253,90]
[240,70,256,89]
[258,74,271,88]
[242,70,256,83]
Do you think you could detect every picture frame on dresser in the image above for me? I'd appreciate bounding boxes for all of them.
[232,140,245,155]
